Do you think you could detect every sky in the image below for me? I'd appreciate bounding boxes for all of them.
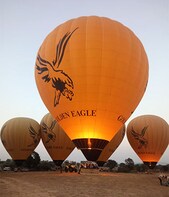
[0,0,169,164]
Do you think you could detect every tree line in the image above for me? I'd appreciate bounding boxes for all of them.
[1,152,169,173]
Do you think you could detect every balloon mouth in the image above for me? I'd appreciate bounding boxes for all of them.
[72,138,109,161]
[14,160,25,167]
[53,160,64,167]
[143,161,157,169]
[97,161,106,167]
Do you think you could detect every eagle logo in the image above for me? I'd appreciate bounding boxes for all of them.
[28,125,41,147]
[36,27,78,106]
[41,120,56,143]
[131,126,148,149]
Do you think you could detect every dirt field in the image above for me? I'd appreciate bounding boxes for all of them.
[0,171,169,197]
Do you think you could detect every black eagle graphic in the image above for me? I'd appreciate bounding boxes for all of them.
[36,27,78,106]
[131,126,148,149]
[28,125,40,147]
[41,120,56,143]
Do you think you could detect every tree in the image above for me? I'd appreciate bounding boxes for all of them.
[118,163,130,172]
[156,164,169,172]
[38,161,54,171]
[105,160,117,170]
[135,163,148,172]
[125,158,134,171]
[2,159,16,170]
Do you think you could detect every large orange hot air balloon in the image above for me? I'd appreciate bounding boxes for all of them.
[35,16,149,161]
[97,125,125,166]
[0,117,41,166]
[127,115,169,169]
[40,113,75,166]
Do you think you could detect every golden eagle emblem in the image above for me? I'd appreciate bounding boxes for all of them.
[36,28,78,106]
[131,126,148,149]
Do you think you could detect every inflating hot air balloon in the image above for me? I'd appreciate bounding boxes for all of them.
[35,16,149,161]
[97,125,125,166]
[0,117,41,166]
[127,115,169,169]
[40,113,75,166]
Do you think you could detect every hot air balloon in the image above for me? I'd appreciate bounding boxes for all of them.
[40,113,75,166]
[0,117,41,166]
[127,115,169,169]
[97,125,125,166]
[35,16,149,161]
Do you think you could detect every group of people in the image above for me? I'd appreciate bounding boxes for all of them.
[158,174,169,186]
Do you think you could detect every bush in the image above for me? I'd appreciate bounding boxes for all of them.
[118,163,130,173]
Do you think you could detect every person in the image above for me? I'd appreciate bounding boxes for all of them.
[78,163,82,174]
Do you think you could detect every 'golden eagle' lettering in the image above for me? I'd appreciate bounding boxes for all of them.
[55,109,97,122]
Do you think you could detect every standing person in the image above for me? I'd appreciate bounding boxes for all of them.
[78,163,82,174]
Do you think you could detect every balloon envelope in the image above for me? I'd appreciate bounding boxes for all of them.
[35,16,149,161]
[127,115,169,169]
[0,117,41,166]
[97,125,125,166]
[40,113,75,166]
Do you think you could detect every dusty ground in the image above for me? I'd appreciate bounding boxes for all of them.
[0,170,169,197]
